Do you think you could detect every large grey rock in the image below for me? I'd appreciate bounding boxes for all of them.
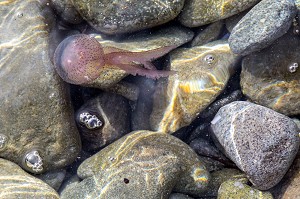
[0,0,81,173]
[211,101,300,190]
[71,0,185,34]
[229,0,297,55]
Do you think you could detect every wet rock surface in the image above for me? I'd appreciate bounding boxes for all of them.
[218,177,274,199]
[211,101,300,190]
[71,0,185,34]
[241,31,300,115]
[150,40,240,134]
[229,0,297,55]
[51,0,83,24]
[190,21,224,47]
[179,0,260,27]
[61,131,210,199]
[0,158,59,198]
[0,0,81,173]
[1,0,300,198]
[75,92,130,151]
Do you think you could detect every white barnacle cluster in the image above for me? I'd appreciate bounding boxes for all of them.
[79,112,103,130]
[288,62,298,73]
[0,134,7,150]
[24,150,44,173]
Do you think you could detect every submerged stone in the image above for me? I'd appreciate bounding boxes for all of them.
[61,131,210,199]
[211,101,299,190]
[71,0,185,34]
[150,40,240,134]
[179,0,260,27]
[0,0,81,173]
[0,158,59,198]
[218,177,274,199]
[241,31,300,115]
[229,0,297,55]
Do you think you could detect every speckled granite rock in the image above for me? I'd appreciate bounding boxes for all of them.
[150,40,240,134]
[71,0,185,34]
[86,25,194,89]
[75,92,130,151]
[218,177,274,199]
[241,31,300,115]
[0,158,59,198]
[229,0,297,55]
[179,0,260,27]
[211,101,300,190]
[0,0,81,173]
[61,131,210,199]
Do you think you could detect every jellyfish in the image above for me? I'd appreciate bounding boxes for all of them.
[53,34,175,85]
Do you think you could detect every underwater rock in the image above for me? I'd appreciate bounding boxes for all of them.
[241,31,300,115]
[61,131,210,199]
[281,153,300,199]
[131,77,156,131]
[190,20,224,47]
[51,0,83,24]
[150,40,240,134]
[229,0,297,55]
[71,0,184,34]
[218,177,274,199]
[169,193,194,199]
[0,158,59,198]
[37,169,66,191]
[190,138,232,166]
[178,0,260,27]
[0,0,81,173]
[201,168,244,198]
[211,101,300,190]
[75,92,130,151]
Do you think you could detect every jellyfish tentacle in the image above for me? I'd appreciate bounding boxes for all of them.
[115,64,174,79]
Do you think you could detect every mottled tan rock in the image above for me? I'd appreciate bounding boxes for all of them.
[179,0,260,27]
[0,0,81,173]
[218,178,274,199]
[0,158,59,198]
[87,26,194,89]
[241,31,300,115]
[72,0,185,34]
[150,40,240,134]
[61,131,210,199]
